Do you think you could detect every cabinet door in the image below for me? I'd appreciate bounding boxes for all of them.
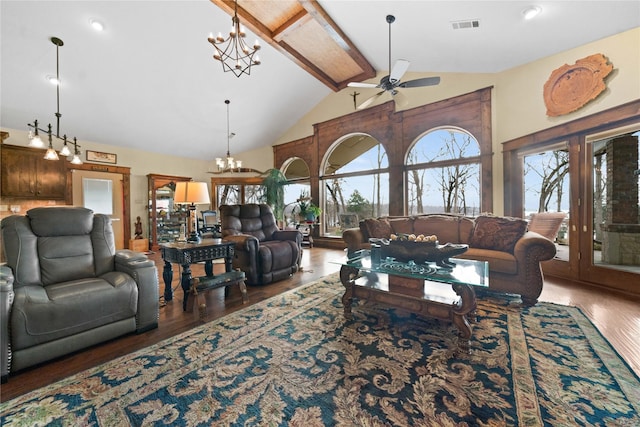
[1,147,38,197]
[36,155,67,198]
[1,145,67,199]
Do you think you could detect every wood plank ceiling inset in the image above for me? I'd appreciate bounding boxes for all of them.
[209,0,376,91]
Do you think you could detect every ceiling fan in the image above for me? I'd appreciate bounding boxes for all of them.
[348,14,440,110]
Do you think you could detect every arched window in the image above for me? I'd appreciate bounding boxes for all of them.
[406,127,481,215]
[282,157,311,226]
[320,134,389,236]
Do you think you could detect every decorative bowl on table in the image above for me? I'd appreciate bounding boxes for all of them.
[380,233,438,263]
[379,233,469,267]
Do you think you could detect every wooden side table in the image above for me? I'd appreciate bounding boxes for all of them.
[160,239,246,315]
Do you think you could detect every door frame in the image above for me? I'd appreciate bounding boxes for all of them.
[503,100,640,294]
[65,163,131,249]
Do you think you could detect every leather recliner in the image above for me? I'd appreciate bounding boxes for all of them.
[0,207,159,382]
[220,204,302,286]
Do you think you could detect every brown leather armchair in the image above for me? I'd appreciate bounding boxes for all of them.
[219,204,302,285]
[1,207,159,382]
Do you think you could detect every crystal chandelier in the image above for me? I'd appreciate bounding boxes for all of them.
[27,37,82,164]
[215,100,242,172]
[208,0,261,77]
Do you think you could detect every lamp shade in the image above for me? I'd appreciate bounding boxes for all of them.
[174,182,210,204]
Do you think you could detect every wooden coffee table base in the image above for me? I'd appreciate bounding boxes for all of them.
[340,265,478,353]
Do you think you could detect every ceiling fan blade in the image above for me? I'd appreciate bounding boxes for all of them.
[358,91,385,110]
[398,76,441,88]
[392,90,408,108]
[348,82,379,88]
[389,59,410,84]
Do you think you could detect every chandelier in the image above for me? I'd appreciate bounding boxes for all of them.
[215,100,243,172]
[27,37,82,164]
[208,0,261,77]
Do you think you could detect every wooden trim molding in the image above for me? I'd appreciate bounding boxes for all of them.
[66,162,131,249]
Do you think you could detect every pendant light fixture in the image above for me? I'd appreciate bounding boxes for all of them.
[27,37,82,163]
[207,0,261,77]
[215,100,242,172]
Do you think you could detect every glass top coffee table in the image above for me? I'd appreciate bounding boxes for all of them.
[333,250,489,353]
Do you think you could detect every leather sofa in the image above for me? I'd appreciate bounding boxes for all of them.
[220,204,302,286]
[342,213,557,306]
[0,207,159,382]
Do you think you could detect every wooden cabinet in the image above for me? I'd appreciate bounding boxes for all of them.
[148,174,191,251]
[1,144,67,199]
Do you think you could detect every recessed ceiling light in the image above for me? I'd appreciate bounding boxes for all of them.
[89,19,104,31]
[46,75,60,85]
[522,6,542,20]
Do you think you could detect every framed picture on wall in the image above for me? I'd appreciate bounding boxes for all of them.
[86,150,117,164]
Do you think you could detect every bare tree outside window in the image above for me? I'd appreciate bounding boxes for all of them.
[407,129,481,215]
[320,135,389,236]
[524,150,569,213]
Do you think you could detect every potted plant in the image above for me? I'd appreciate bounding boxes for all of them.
[296,191,322,222]
[261,168,288,224]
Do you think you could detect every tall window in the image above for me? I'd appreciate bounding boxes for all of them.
[320,134,389,236]
[282,157,311,227]
[406,128,481,215]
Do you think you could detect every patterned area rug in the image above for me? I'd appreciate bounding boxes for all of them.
[1,273,639,426]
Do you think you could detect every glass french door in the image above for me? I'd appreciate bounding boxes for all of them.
[578,128,640,291]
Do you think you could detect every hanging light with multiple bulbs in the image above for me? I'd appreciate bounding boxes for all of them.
[27,36,82,164]
[215,99,243,172]
[207,0,261,77]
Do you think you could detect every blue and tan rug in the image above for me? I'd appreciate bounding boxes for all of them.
[1,273,639,426]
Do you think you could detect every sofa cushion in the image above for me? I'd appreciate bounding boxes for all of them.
[459,248,518,275]
[10,272,138,350]
[458,217,475,244]
[389,217,414,235]
[469,215,528,253]
[362,218,393,239]
[413,215,461,243]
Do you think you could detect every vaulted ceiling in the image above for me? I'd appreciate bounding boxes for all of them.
[1,1,638,161]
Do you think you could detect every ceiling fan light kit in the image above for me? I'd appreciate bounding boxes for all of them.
[347,14,440,110]
[208,0,261,77]
[27,36,83,164]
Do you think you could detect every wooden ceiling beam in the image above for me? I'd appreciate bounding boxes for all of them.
[209,0,376,91]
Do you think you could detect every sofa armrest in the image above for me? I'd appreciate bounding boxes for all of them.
[223,234,260,252]
[342,227,367,255]
[114,250,159,332]
[513,231,557,263]
[272,230,302,245]
[1,265,15,382]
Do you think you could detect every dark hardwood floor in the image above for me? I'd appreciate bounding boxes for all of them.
[2,247,639,402]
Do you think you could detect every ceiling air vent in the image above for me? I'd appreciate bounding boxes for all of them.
[451,19,480,30]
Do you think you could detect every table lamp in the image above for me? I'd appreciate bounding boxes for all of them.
[174,181,211,242]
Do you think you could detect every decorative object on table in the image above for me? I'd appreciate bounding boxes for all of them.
[173,181,210,243]
[134,216,143,239]
[377,233,469,267]
[543,53,613,117]
[26,37,83,164]
[3,274,638,426]
[207,0,261,77]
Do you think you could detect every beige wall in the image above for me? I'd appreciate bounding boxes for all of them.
[272,27,640,214]
[3,28,638,226]
[1,129,214,240]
